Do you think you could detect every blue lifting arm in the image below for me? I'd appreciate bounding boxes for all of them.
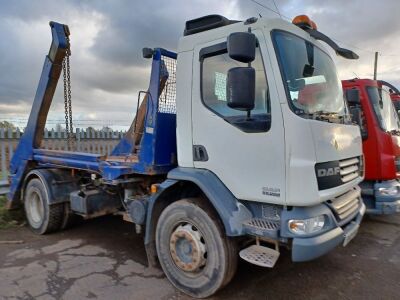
[7,22,70,208]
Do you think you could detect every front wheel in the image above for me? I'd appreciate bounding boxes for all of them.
[156,198,237,298]
[24,178,64,234]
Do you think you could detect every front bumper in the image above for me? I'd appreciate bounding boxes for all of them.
[373,200,400,214]
[291,202,366,262]
[366,180,400,215]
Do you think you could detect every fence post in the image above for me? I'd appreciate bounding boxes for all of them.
[0,128,6,180]
[76,128,81,152]
[7,129,13,172]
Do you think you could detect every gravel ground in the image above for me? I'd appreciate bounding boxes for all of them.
[0,213,399,300]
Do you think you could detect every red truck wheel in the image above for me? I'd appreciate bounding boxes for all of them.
[156,198,237,298]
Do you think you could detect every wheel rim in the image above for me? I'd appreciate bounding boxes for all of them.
[169,223,207,273]
[27,189,44,226]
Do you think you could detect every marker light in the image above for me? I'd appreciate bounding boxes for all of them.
[292,15,317,30]
[151,184,159,194]
[288,215,325,235]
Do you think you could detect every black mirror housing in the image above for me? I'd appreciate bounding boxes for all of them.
[227,32,256,63]
[346,89,360,105]
[227,67,255,111]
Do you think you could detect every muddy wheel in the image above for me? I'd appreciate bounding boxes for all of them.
[156,198,237,298]
[24,178,64,234]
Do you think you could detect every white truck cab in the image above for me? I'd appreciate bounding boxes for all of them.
[158,14,366,295]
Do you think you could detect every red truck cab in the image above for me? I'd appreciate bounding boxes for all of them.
[343,79,400,214]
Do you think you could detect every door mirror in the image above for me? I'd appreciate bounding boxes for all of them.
[227,32,256,63]
[350,107,368,140]
[346,89,360,105]
[227,67,255,111]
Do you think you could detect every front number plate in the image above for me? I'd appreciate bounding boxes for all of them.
[343,222,359,247]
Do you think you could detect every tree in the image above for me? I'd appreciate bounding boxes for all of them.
[0,121,16,130]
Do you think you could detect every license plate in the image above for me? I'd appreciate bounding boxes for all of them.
[343,222,359,247]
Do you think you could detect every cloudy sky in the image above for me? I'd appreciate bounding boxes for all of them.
[1,0,399,129]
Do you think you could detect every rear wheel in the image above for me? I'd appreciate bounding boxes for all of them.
[24,178,64,234]
[156,198,237,298]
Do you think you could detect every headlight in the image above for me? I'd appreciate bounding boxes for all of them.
[378,186,399,196]
[288,215,325,235]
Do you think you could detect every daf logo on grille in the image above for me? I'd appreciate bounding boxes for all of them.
[317,167,341,177]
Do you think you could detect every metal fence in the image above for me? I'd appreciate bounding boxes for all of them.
[0,128,126,194]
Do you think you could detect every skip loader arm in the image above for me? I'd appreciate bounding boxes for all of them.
[7,22,70,208]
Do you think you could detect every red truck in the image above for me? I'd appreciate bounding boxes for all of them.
[343,79,400,214]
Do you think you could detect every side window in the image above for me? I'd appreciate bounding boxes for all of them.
[201,46,271,132]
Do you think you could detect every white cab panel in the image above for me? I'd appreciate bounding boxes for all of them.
[191,30,286,205]
[176,50,194,168]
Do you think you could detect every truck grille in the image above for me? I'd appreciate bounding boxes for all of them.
[315,156,362,190]
[339,157,360,183]
[327,186,361,220]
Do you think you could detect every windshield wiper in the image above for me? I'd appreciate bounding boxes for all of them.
[389,129,400,136]
[312,111,339,120]
[299,111,343,123]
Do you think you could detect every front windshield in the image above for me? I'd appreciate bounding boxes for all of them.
[273,30,345,118]
[366,87,400,132]
[392,100,400,118]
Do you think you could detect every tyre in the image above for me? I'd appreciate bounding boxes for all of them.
[156,198,237,298]
[24,178,64,234]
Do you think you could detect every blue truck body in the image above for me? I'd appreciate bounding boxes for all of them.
[7,22,178,208]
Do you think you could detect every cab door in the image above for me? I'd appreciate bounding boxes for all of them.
[191,30,286,204]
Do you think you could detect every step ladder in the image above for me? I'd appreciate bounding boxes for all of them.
[239,244,280,268]
[240,218,281,268]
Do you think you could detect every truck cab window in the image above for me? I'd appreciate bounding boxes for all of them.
[273,30,345,122]
[201,47,271,132]
[367,87,400,132]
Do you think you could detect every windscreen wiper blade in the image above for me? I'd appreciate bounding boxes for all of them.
[302,111,341,122]
[389,129,400,136]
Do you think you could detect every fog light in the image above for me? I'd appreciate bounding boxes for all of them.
[378,186,399,196]
[288,215,325,235]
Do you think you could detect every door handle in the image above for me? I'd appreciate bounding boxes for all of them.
[193,145,209,161]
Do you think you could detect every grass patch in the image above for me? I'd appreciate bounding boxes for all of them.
[0,196,24,229]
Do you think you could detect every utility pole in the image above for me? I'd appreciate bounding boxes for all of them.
[373,51,378,80]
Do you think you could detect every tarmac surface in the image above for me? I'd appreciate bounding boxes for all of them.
[0,214,399,300]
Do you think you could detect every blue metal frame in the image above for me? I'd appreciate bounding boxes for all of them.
[8,22,69,207]
[8,21,178,207]
[109,48,177,177]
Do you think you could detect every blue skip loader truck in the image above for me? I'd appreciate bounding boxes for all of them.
[7,15,365,298]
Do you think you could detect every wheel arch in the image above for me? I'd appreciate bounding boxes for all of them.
[144,168,252,247]
[23,168,78,205]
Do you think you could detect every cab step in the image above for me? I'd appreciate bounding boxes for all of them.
[239,244,280,268]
